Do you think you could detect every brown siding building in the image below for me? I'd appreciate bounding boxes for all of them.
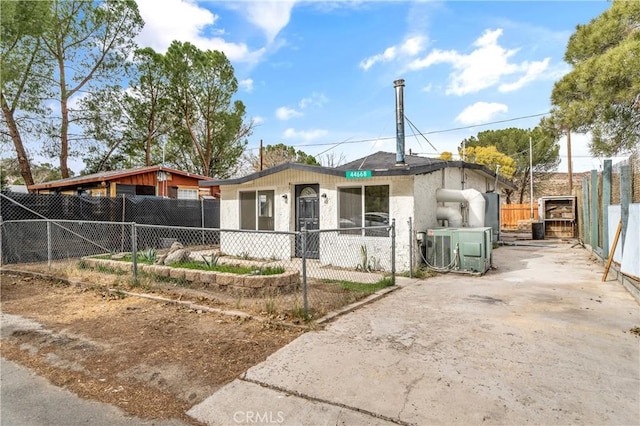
[29,166,219,199]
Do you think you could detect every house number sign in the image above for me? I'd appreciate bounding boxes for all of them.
[345,170,372,179]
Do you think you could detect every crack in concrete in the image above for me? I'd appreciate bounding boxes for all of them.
[397,372,425,421]
[239,375,413,426]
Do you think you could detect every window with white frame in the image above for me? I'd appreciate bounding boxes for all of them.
[240,190,274,230]
[177,188,199,200]
[338,185,389,236]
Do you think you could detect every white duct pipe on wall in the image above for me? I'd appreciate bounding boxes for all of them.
[436,206,463,227]
[436,188,486,228]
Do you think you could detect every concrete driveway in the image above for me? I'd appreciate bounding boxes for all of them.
[189,243,640,425]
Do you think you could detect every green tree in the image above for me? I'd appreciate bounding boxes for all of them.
[551,0,640,156]
[31,162,69,183]
[164,41,252,178]
[461,124,560,203]
[250,143,319,171]
[1,0,52,188]
[40,0,143,178]
[79,47,171,173]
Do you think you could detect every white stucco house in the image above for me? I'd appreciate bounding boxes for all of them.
[200,151,515,273]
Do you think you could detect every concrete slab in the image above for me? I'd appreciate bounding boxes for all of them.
[191,244,640,425]
[187,379,394,425]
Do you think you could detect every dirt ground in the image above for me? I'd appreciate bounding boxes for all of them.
[0,271,306,424]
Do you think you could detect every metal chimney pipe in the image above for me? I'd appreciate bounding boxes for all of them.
[394,79,406,166]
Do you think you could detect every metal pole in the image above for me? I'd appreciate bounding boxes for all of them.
[529,136,534,219]
[131,223,138,280]
[121,194,126,253]
[201,199,205,245]
[408,217,413,278]
[0,220,3,268]
[567,129,573,194]
[47,220,52,269]
[301,227,308,315]
[393,79,406,165]
[391,219,396,286]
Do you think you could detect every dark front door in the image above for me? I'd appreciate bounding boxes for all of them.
[295,184,319,259]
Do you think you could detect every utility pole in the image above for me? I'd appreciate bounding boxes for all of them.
[530,136,534,219]
[259,139,263,171]
[566,129,573,194]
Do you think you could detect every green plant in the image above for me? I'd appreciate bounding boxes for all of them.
[265,299,277,315]
[355,245,383,272]
[401,267,433,279]
[289,306,312,322]
[322,277,394,294]
[201,253,219,269]
[356,245,369,271]
[95,264,128,276]
[170,260,284,276]
[138,248,157,264]
[261,266,286,275]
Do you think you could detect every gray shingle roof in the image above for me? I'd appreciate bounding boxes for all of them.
[337,151,446,171]
[200,151,516,190]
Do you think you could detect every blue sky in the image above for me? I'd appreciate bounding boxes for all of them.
[105,1,617,172]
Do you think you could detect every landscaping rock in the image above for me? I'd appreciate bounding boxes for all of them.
[159,241,190,265]
[164,249,191,265]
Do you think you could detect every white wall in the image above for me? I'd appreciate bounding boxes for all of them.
[608,204,640,278]
[319,233,393,271]
[218,166,498,272]
[219,231,294,260]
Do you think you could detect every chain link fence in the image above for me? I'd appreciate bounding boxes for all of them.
[1,193,395,321]
[0,192,220,227]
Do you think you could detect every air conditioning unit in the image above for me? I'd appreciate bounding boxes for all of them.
[424,227,492,275]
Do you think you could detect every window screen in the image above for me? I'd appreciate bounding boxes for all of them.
[240,192,256,230]
[240,190,274,230]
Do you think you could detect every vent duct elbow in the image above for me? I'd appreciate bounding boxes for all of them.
[436,206,463,227]
[436,188,486,228]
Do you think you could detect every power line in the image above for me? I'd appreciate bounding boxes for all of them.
[248,111,551,151]
[405,115,439,153]
[423,112,550,135]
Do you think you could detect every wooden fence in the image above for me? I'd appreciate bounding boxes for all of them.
[501,203,538,230]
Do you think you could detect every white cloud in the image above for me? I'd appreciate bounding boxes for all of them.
[360,35,427,71]
[276,106,303,121]
[242,1,297,43]
[499,58,550,92]
[275,92,327,122]
[239,78,254,93]
[299,92,328,109]
[283,128,328,142]
[409,28,550,95]
[252,116,266,125]
[455,102,508,125]
[135,0,265,64]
